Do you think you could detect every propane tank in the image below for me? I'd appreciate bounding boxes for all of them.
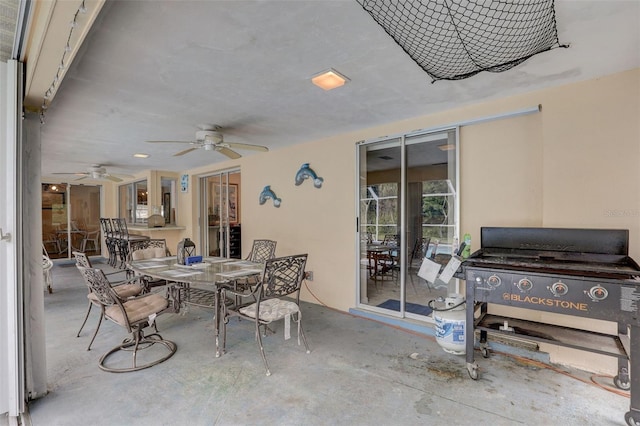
[433,294,466,355]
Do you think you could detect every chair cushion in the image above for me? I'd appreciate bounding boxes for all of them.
[105,293,169,326]
[239,298,300,322]
[132,247,166,260]
[87,282,143,302]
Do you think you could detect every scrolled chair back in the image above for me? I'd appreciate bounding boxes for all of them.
[73,251,92,268]
[77,266,118,307]
[260,254,307,300]
[99,218,113,237]
[246,239,277,263]
[128,238,170,261]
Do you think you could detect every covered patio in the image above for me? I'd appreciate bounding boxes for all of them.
[26,261,628,425]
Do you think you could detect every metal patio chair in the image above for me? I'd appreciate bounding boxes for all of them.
[76,265,176,372]
[221,254,310,376]
[246,239,277,263]
[73,252,145,351]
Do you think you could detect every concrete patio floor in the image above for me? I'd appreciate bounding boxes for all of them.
[25,260,630,425]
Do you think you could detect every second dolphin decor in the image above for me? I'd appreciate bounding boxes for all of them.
[295,163,323,188]
[259,185,282,207]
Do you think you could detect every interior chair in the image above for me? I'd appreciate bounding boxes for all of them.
[42,245,54,294]
[409,237,431,267]
[76,265,176,372]
[43,233,61,255]
[80,228,101,253]
[382,234,399,246]
[73,251,145,351]
[246,239,277,263]
[100,218,119,267]
[376,234,399,283]
[221,254,310,376]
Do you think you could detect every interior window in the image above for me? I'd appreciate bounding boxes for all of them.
[119,179,147,224]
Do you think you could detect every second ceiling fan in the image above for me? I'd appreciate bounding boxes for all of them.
[146,125,268,159]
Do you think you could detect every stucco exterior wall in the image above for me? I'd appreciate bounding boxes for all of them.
[115,68,639,372]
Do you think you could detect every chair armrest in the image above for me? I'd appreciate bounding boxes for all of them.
[111,275,146,287]
[221,279,260,298]
[105,269,128,277]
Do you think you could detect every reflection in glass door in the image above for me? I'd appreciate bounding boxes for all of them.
[357,128,458,319]
[200,170,241,259]
[42,183,102,259]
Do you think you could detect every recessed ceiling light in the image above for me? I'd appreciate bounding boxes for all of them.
[311,68,350,91]
[438,144,456,151]
[133,153,150,158]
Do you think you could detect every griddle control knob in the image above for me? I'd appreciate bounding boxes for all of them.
[516,278,533,292]
[549,281,568,296]
[588,285,608,301]
[486,275,502,288]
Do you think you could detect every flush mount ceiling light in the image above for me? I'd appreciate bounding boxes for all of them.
[311,68,350,90]
[438,144,456,151]
[133,153,150,158]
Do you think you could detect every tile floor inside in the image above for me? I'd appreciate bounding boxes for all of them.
[24,260,631,425]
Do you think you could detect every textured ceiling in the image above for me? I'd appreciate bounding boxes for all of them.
[12,1,640,180]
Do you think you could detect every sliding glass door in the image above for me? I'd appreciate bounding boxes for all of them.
[357,128,458,319]
[200,170,241,259]
[42,183,102,259]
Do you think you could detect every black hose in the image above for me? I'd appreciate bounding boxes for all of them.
[428,298,466,312]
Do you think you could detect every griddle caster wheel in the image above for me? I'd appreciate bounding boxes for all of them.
[481,347,489,358]
[615,367,631,391]
[615,375,631,391]
[467,362,478,380]
[625,411,640,426]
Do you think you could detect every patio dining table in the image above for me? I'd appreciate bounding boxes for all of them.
[366,244,396,280]
[127,256,263,357]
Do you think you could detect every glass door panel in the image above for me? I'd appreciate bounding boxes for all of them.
[42,183,68,259]
[200,170,241,258]
[359,139,402,312]
[404,130,457,315]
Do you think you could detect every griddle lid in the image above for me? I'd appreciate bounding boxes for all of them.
[480,227,629,255]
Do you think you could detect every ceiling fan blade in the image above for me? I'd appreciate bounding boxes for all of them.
[174,147,199,157]
[226,142,269,152]
[218,147,242,159]
[104,175,123,182]
[52,172,87,175]
[146,140,194,144]
[75,175,88,181]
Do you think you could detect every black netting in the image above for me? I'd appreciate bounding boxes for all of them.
[357,0,568,82]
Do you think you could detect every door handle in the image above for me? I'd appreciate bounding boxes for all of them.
[0,228,11,242]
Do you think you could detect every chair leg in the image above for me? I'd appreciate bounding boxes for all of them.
[255,322,271,376]
[77,301,93,337]
[295,312,311,354]
[87,306,105,351]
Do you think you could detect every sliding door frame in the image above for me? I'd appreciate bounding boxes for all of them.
[355,126,460,319]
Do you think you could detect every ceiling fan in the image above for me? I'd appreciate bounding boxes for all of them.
[146,124,269,159]
[51,164,132,183]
